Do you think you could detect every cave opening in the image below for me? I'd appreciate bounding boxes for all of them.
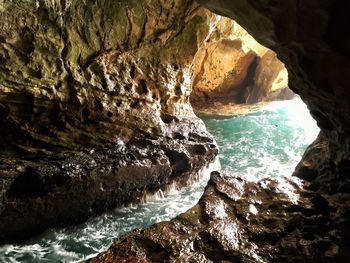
[3,0,349,261]
[188,16,320,182]
[0,9,320,262]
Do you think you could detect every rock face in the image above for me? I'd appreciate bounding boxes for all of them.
[197,0,350,137]
[89,169,350,263]
[190,17,293,110]
[0,135,218,242]
[191,39,257,105]
[244,50,294,104]
[89,0,350,262]
[0,0,211,151]
[0,0,223,241]
[1,2,350,262]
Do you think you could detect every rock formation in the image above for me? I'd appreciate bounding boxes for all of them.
[2,0,349,261]
[89,170,349,262]
[0,2,293,242]
[244,50,294,104]
[190,17,294,110]
[0,0,224,241]
[89,0,350,262]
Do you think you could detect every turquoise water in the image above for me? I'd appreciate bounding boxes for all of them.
[0,98,319,262]
[0,161,220,263]
[201,98,319,181]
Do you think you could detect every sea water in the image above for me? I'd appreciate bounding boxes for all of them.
[0,97,319,262]
[202,98,320,181]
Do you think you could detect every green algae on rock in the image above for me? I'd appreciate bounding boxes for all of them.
[0,0,221,242]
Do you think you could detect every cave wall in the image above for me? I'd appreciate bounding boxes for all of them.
[190,16,293,109]
[1,0,349,251]
[197,1,350,257]
[0,0,294,151]
[88,1,350,262]
[197,0,350,145]
[196,0,350,210]
[0,0,214,152]
[0,0,224,241]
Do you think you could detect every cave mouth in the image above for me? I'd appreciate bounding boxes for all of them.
[188,15,320,182]
[0,3,322,261]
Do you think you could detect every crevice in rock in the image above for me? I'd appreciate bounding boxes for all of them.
[136,79,148,95]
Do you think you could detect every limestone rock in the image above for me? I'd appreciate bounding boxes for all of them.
[0,0,211,151]
[88,0,350,261]
[89,167,350,262]
[0,0,221,241]
[196,0,350,135]
[190,17,293,110]
[191,39,257,106]
[0,136,218,242]
[245,50,294,104]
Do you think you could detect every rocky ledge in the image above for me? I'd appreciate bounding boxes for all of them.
[0,130,217,243]
[0,0,224,242]
[0,0,292,243]
[89,135,350,263]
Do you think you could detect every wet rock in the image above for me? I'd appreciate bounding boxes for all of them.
[1,2,350,262]
[0,0,224,241]
[90,166,350,262]
[0,136,217,242]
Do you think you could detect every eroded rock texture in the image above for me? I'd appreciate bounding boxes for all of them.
[0,0,222,241]
[195,3,350,258]
[89,0,350,262]
[0,0,211,150]
[190,18,293,110]
[197,0,350,136]
[89,170,350,262]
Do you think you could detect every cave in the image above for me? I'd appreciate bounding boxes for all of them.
[0,0,350,262]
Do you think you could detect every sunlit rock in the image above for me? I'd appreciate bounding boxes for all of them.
[191,39,257,106]
[245,50,294,103]
[1,0,350,262]
[190,16,293,111]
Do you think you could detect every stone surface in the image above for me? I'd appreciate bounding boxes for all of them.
[1,1,350,262]
[197,0,350,136]
[190,17,293,110]
[244,50,294,104]
[89,168,350,262]
[0,0,296,241]
[0,0,222,241]
[0,135,218,242]
[0,0,210,151]
[200,0,350,259]
[88,0,350,262]
[191,39,257,105]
